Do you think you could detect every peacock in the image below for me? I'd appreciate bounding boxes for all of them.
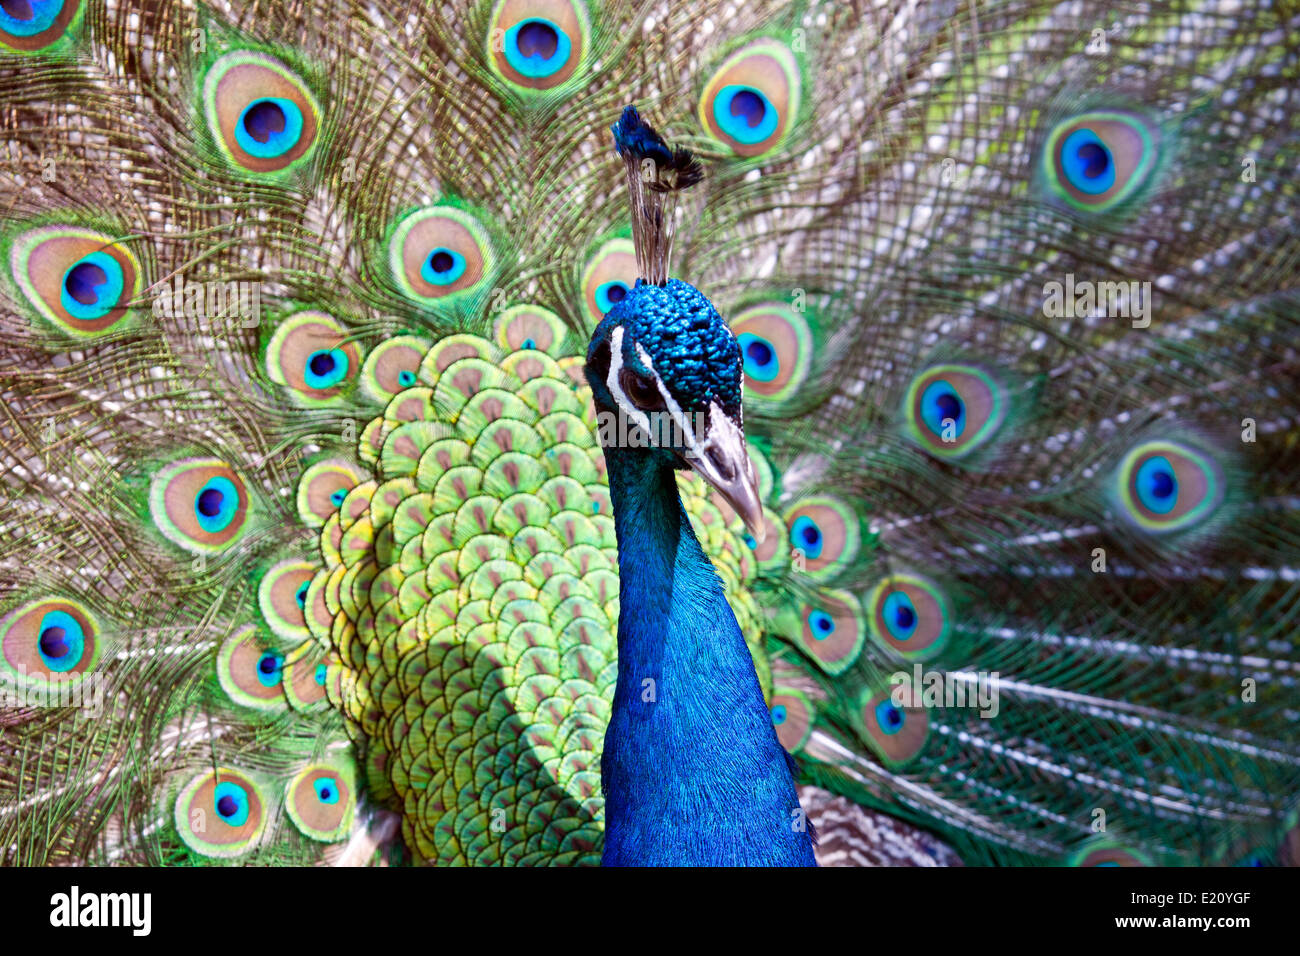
[0,0,1297,868]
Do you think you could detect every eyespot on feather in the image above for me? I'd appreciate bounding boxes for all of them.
[699,40,801,157]
[865,573,951,661]
[361,335,432,402]
[0,597,102,689]
[1113,439,1224,533]
[265,311,362,405]
[0,0,81,53]
[215,626,288,711]
[487,0,589,92]
[581,238,635,324]
[285,762,355,842]
[282,642,336,711]
[257,559,320,642]
[9,225,141,336]
[770,688,814,753]
[495,304,568,356]
[783,495,859,580]
[857,686,929,768]
[149,458,250,554]
[1068,841,1154,867]
[202,50,320,174]
[297,459,364,527]
[389,206,495,305]
[1042,110,1158,212]
[174,767,269,858]
[732,302,813,406]
[795,588,864,676]
[903,363,1006,459]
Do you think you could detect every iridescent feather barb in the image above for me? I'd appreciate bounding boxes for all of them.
[0,0,1296,867]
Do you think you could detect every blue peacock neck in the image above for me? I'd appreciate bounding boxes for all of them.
[599,443,816,866]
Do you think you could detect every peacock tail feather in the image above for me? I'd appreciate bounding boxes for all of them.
[0,0,1297,866]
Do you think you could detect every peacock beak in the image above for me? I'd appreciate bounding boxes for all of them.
[683,403,766,544]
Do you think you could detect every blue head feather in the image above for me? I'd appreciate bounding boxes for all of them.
[587,278,743,419]
[611,105,673,165]
[611,106,703,187]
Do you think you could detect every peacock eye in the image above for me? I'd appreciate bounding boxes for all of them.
[619,367,665,411]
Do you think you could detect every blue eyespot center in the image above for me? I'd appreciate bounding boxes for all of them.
[398,370,417,387]
[39,625,67,658]
[521,338,537,350]
[517,20,557,57]
[790,515,824,559]
[0,0,61,36]
[213,780,251,827]
[1060,128,1117,195]
[421,246,467,286]
[194,475,239,533]
[921,379,966,439]
[304,348,349,389]
[60,252,125,320]
[503,18,572,79]
[714,85,779,145]
[255,652,283,688]
[595,281,629,314]
[243,100,285,143]
[730,89,766,127]
[1136,455,1179,514]
[771,704,787,725]
[197,489,222,517]
[295,583,309,609]
[808,609,835,639]
[65,262,105,305]
[882,590,919,641]
[36,610,84,671]
[875,700,905,735]
[314,664,327,686]
[737,332,780,382]
[309,352,334,376]
[313,776,340,804]
[235,97,305,159]
[330,489,346,506]
[1077,142,1110,179]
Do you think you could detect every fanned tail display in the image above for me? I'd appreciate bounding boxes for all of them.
[0,0,1297,866]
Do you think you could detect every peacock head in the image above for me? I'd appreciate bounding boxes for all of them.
[585,277,764,540]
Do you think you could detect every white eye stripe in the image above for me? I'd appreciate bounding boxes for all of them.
[606,326,706,454]
[605,327,653,438]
